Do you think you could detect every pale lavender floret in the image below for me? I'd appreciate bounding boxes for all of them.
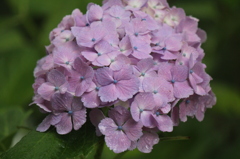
[37,69,67,101]
[163,7,186,27]
[136,128,159,153]
[196,28,207,43]
[176,16,201,44]
[82,40,116,66]
[130,93,156,127]
[68,57,94,96]
[52,30,74,46]
[72,22,106,48]
[125,18,151,44]
[109,54,131,71]
[102,0,124,10]
[130,36,152,59]
[151,26,183,60]
[98,106,143,153]
[142,77,174,106]
[34,54,54,77]
[81,77,101,108]
[179,93,216,122]
[151,108,173,132]
[89,109,105,136]
[96,66,139,102]
[147,0,169,10]
[53,42,79,70]
[118,36,132,56]
[124,0,148,10]
[158,63,193,98]
[37,114,62,132]
[133,11,159,31]
[51,92,87,134]
[86,4,103,23]
[104,5,131,28]
[176,43,199,66]
[133,58,158,91]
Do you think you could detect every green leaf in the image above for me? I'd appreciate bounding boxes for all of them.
[0,122,100,159]
[0,107,29,152]
[0,107,26,141]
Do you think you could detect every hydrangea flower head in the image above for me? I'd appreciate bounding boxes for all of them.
[32,0,216,154]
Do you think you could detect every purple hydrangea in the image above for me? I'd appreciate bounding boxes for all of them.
[32,0,216,154]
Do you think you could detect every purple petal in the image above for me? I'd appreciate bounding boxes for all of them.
[137,131,159,153]
[98,118,118,136]
[123,119,143,141]
[116,76,139,101]
[87,4,103,22]
[73,108,86,130]
[137,58,154,73]
[113,65,133,81]
[37,82,55,101]
[71,96,84,111]
[109,106,131,126]
[171,106,179,126]
[55,113,72,134]
[171,65,188,82]
[36,114,62,132]
[105,130,131,153]
[82,90,101,108]
[173,81,193,98]
[74,57,94,79]
[51,92,73,111]
[158,62,173,81]
[89,109,105,136]
[96,67,114,86]
[152,114,173,132]
[141,111,155,128]
[47,69,66,86]
[165,35,182,51]
[98,84,118,102]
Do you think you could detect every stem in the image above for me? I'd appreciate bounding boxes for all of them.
[160,136,190,141]
[113,151,127,159]
[94,137,104,159]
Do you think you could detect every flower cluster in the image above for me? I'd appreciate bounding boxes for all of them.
[32,0,216,153]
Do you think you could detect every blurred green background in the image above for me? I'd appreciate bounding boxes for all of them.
[0,0,240,158]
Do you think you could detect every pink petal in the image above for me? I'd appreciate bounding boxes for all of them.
[105,130,131,153]
[158,62,172,81]
[82,90,101,108]
[87,4,103,22]
[171,65,188,82]
[47,69,66,86]
[137,131,159,153]
[141,111,155,128]
[98,118,118,136]
[89,109,105,136]
[37,82,55,101]
[109,106,131,126]
[116,77,139,101]
[98,84,118,102]
[123,119,143,141]
[113,65,133,81]
[51,93,73,111]
[173,81,193,98]
[152,114,173,132]
[82,51,98,62]
[73,108,86,130]
[55,113,72,134]
[96,67,114,86]
[36,114,62,132]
